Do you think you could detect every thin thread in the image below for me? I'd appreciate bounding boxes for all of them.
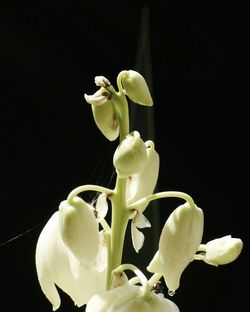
[0,222,44,247]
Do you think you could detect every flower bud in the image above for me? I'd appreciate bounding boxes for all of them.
[92,100,119,141]
[59,196,99,265]
[120,70,153,106]
[202,235,243,266]
[148,203,204,293]
[113,131,147,178]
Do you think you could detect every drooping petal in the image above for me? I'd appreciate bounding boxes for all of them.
[126,140,159,210]
[131,223,145,253]
[96,193,109,220]
[86,284,179,312]
[131,212,151,252]
[147,250,162,273]
[134,212,151,229]
[59,196,99,266]
[148,203,204,293]
[35,212,61,311]
[94,230,108,272]
[35,212,107,310]
[92,100,119,141]
[84,89,110,106]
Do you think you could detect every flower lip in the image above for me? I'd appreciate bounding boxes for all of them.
[84,88,111,106]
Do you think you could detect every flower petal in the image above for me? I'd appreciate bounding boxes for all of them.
[59,197,100,265]
[126,140,159,211]
[36,212,107,310]
[95,76,111,87]
[134,212,151,229]
[86,284,179,312]
[96,193,109,219]
[147,251,162,274]
[84,89,109,106]
[92,101,119,141]
[131,222,145,253]
[150,203,204,293]
[35,212,61,311]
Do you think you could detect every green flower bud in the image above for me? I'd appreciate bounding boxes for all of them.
[120,70,153,106]
[113,131,147,178]
[198,235,243,266]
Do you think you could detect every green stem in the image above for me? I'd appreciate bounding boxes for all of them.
[113,263,148,287]
[105,76,131,289]
[148,273,162,287]
[67,184,114,205]
[107,80,129,142]
[113,263,150,296]
[128,191,196,212]
[106,177,130,290]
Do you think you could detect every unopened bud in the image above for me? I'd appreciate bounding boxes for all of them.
[120,70,153,106]
[113,131,147,178]
[203,235,243,266]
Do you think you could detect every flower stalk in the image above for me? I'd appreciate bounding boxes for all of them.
[35,70,243,311]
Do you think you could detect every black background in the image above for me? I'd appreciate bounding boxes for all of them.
[1,1,249,311]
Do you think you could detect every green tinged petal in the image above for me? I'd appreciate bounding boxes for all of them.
[120,70,153,106]
[92,100,119,141]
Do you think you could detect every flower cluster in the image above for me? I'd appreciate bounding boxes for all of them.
[35,70,243,311]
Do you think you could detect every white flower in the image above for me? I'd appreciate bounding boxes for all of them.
[120,70,153,106]
[86,284,179,312]
[126,140,160,252]
[194,235,243,266]
[147,202,204,293]
[35,202,107,310]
